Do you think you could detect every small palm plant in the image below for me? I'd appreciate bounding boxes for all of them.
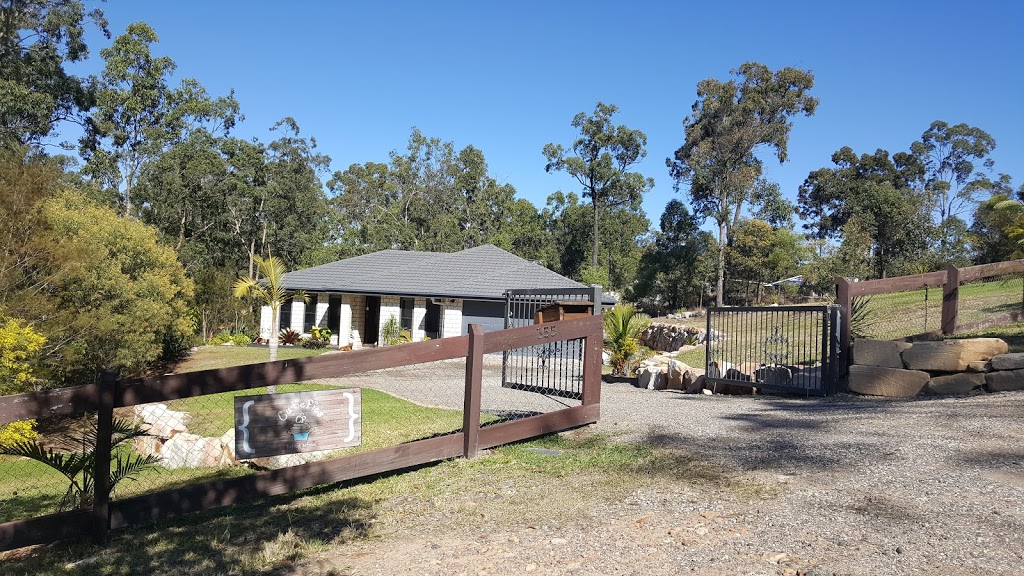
[380,315,412,346]
[0,417,161,512]
[603,303,652,376]
[233,256,308,363]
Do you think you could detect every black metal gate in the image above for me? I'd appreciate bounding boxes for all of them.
[502,287,602,399]
[705,305,841,396]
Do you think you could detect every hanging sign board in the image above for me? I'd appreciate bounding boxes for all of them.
[233,389,361,459]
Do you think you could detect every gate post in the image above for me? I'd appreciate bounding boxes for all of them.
[941,265,960,336]
[92,369,117,545]
[835,277,852,390]
[463,324,484,458]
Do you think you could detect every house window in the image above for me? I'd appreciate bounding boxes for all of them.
[278,300,292,330]
[400,298,415,332]
[303,294,318,333]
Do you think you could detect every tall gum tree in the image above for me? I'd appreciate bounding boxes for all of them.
[668,62,817,306]
[543,102,653,272]
[0,0,109,147]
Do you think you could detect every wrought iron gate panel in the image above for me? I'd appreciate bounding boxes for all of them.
[502,287,601,400]
[705,305,841,396]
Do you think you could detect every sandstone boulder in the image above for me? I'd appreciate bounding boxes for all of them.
[848,365,929,397]
[990,353,1024,371]
[986,369,1024,392]
[926,373,986,395]
[134,403,189,438]
[706,361,733,379]
[638,366,665,390]
[852,339,911,369]
[754,365,793,388]
[666,360,686,390]
[157,432,234,469]
[967,360,994,373]
[900,338,1008,372]
[686,374,706,394]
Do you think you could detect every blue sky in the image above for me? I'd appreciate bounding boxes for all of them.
[68,0,1023,230]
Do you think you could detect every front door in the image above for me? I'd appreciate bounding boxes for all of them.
[364,295,380,345]
[424,300,442,339]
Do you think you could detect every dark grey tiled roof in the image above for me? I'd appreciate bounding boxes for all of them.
[281,244,590,301]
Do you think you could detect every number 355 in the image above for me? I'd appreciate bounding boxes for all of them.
[536,326,557,339]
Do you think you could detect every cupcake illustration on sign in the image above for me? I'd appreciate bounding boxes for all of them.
[278,398,325,442]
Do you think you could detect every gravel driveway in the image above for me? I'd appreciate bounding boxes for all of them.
[324,383,1024,575]
[587,384,1024,575]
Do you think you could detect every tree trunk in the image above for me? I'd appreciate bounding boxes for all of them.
[591,199,600,269]
[268,305,278,393]
[716,219,727,307]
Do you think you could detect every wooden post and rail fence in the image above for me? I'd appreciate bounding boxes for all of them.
[835,258,1024,381]
[0,314,604,552]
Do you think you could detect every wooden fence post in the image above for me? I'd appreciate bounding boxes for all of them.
[92,369,116,545]
[942,265,961,336]
[581,322,602,407]
[463,325,484,458]
[835,277,852,389]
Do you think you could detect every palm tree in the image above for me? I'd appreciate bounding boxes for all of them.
[232,255,306,364]
[603,303,652,376]
[0,417,160,512]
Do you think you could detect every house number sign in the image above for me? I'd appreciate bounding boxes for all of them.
[234,389,361,459]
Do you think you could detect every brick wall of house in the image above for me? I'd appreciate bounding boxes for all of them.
[413,298,427,341]
[379,295,400,341]
[349,294,365,349]
[442,299,463,338]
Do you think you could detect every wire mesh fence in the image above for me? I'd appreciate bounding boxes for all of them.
[0,360,472,523]
[955,274,1024,332]
[853,285,944,340]
[0,413,95,523]
[0,338,596,524]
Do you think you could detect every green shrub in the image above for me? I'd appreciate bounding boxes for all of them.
[0,420,39,447]
[300,337,327,349]
[231,333,252,346]
[310,326,332,343]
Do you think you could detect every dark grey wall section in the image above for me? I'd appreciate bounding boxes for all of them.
[461,300,505,334]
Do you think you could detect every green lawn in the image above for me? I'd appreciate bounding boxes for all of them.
[0,384,469,523]
[175,345,330,373]
[859,277,1023,340]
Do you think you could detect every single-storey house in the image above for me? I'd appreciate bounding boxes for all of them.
[259,244,605,348]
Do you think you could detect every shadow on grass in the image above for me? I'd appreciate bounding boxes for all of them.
[2,485,375,576]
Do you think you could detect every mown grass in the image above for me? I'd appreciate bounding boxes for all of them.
[861,276,1023,340]
[175,345,330,373]
[0,385,471,523]
[0,430,778,576]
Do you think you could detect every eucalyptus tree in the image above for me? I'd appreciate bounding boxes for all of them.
[911,121,996,228]
[0,0,108,147]
[797,146,930,278]
[543,102,653,270]
[81,21,239,216]
[668,62,817,305]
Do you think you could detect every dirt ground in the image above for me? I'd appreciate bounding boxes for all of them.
[297,387,1024,576]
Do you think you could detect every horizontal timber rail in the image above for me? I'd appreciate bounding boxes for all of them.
[0,314,603,552]
[834,258,1024,383]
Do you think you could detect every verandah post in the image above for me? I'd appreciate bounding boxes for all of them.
[92,369,117,545]
[463,324,484,458]
[941,264,961,336]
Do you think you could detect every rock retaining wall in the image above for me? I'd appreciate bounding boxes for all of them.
[639,323,709,352]
[848,338,1024,397]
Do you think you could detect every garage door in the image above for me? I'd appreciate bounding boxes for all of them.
[461,300,506,334]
